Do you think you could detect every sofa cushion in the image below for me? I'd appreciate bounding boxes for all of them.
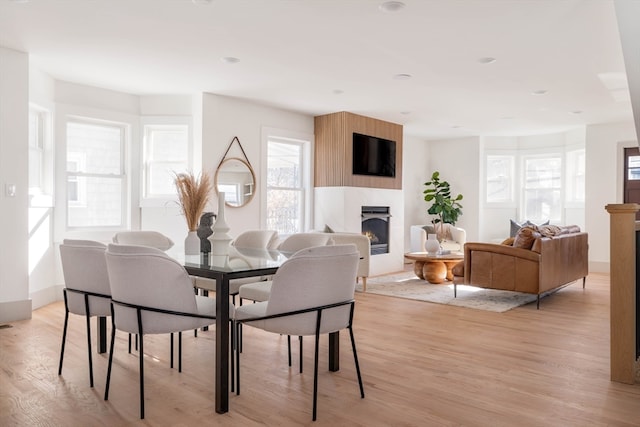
[512,226,541,249]
[509,219,550,237]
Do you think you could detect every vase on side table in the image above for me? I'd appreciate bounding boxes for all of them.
[425,234,440,255]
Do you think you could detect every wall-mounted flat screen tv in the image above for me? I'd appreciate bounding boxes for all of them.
[352,132,396,178]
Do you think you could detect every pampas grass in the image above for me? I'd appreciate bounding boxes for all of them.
[174,171,212,231]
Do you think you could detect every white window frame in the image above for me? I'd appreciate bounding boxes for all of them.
[261,127,313,235]
[140,116,192,206]
[28,104,54,207]
[520,152,563,224]
[485,152,516,207]
[64,117,128,230]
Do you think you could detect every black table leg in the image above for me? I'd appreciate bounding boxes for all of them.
[328,331,339,372]
[97,316,107,354]
[215,278,230,413]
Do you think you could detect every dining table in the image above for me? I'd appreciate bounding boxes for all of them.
[96,246,343,415]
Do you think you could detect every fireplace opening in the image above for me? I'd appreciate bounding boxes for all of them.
[361,206,390,255]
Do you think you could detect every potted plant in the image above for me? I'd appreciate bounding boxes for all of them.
[174,170,212,254]
[423,171,463,241]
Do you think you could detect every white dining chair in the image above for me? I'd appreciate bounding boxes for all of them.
[234,244,364,421]
[58,239,112,388]
[103,243,223,419]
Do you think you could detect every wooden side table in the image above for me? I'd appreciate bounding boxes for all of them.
[404,252,464,284]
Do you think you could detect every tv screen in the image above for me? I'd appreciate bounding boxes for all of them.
[352,132,396,178]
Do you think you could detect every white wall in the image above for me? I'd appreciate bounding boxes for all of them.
[201,93,314,237]
[28,67,57,309]
[402,134,430,253]
[585,121,638,272]
[425,137,482,242]
[0,47,31,321]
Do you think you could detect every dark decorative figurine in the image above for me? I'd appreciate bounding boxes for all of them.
[197,212,217,253]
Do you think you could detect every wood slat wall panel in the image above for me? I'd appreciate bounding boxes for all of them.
[314,111,402,189]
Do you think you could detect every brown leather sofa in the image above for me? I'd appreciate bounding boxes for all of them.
[461,230,588,308]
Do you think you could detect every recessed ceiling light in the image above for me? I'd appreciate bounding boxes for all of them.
[8,0,30,3]
[379,1,405,13]
[532,89,548,95]
[451,125,462,129]
[400,111,411,115]
[333,89,344,95]
[478,57,497,64]
[570,110,583,115]
[393,73,412,80]
[192,0,213,4]
[220,57,240,64]
[500,116,515,120]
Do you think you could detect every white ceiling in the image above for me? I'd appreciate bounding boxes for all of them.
[0,0,635,140]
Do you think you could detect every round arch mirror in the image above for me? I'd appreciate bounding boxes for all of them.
[215,157,256,208]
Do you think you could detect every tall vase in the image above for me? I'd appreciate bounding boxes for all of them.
[184,230,200,255]
[209,192,232,256]
[425,234,440,255]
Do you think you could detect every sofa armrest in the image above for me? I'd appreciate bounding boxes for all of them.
[410,225,428,252]
[463,242,541,293]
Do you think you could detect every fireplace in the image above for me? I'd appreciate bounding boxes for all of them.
[361,206,390,255]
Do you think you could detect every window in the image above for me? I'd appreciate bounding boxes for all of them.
[486,155,514,203]
[265,136,310,235]
[143,123,189,198]
[522,155,562,222]
[66,120,126,228]
[28,106,53,206]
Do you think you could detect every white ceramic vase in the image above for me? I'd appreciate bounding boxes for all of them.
[425,234,440,255]
[184,230,200,255]
[209,192,232,256]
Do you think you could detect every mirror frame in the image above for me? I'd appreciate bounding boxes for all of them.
[214,157,256,208]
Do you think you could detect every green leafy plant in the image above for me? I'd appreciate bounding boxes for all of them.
[423,171,463,230]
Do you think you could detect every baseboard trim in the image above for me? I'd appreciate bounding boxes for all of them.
[30,284,64,310]
[589,261,610,274]
[0,299,32,323]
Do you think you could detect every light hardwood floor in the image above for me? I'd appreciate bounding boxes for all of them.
[1,272,639,426]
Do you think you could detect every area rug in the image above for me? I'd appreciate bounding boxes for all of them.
[356,271,538,313]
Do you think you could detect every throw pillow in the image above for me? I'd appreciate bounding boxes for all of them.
[512,226,541,250]
[501,237,515,246]
[509,219,550,237]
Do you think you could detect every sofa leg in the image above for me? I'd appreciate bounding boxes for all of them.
[583,276,586,289]
[454,283,457,298]
[536,294,540,309]
[362,277,367,293]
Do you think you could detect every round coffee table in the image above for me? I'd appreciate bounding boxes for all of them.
[404,252,464,284]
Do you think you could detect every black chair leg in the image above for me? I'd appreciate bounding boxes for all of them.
[104,305,116,401]
[235,321,241,396]
[58,308,69,376]
[137,310,145,420]
[312,331,320,421]
[348,325,365,398]
[83,295,94,388]
[170,333,174,369]
[230,321,235,393]
[287,335,292,367]
[178,332,182,373]
[299,336,303,373]
[85,312,94,387]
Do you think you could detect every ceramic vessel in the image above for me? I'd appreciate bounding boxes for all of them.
[209,192,232,256]
[184,230,200,255]
[424,234,440,255]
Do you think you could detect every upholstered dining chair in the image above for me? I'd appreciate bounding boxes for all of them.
[112,230,174,251]
[58,239,112,388]
[237,232,334,367]
[228,229,279,301]
[103,243,221,419]
[112,230,176,352]
[234,244,364,421]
